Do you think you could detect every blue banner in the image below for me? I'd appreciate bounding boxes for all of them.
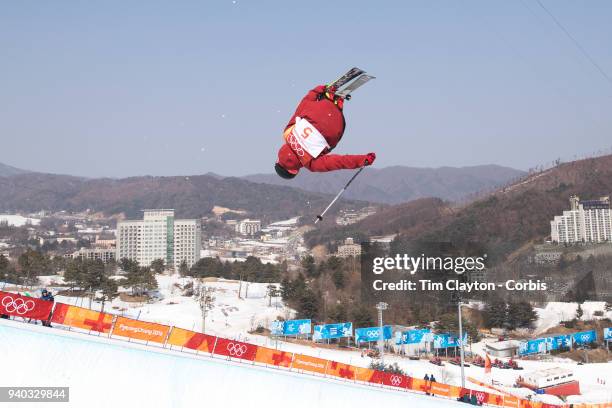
[573,330,596,345]
[270,320,284,336]
[433,332,467,349]
[519,338,547,356]
[355,326,392,343]
[604,328,612,340]
[283,319,311,336]
[270,319,311,336]
[545,334,572,351]
[313,322,353,340]
[395,328,431,345]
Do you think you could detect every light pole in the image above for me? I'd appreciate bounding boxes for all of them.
[198,284,216,333]
[376,302,388,366]
[457,301,466,388]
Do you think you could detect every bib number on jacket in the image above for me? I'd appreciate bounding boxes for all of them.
[291,117,330,158]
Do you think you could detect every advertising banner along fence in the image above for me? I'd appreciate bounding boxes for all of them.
[111,316,170,343]
[51,303,113,333]
[166,327,216,353]
[213,337,258,361]
[519,338,547,356]
[355,326,392,343]
[271,319,311,336]
[433,332,468,349]
[604,327,612,341]
[291,353,328,375]
[0,291,53,321]
[545,334,572,351]
[572,330,597,346]
[396,328,432,345]
[254,347,293,367]
[313,322,353,340]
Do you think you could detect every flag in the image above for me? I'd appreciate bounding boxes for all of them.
[484,353,492,374]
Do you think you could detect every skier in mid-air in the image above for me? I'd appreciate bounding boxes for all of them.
[274,84,376,179]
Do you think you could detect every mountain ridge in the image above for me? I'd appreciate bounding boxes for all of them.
[244,164,525,204]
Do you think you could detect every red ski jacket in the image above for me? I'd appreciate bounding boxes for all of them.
[278,85,373,173]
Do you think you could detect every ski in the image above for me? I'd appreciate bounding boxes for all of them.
[327,67,365,90]
[335,74,376,98]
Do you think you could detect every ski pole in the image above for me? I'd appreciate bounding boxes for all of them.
[314,163,367,224]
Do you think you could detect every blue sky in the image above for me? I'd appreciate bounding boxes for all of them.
[1,1,611,177]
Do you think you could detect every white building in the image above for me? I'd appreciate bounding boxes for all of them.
[336,237,361,258]
[68,248,116,263]
[236,219,261,236]
[551,196,612,244]
[116,210,201,270]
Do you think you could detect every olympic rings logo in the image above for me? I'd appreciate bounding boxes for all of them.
[366,330,380,338]
[1,296,35,315]
[288,133,305,157]
[226,342,248,357]
[390,375,402,386]
[580,334,590,342]
[475,392,486,403]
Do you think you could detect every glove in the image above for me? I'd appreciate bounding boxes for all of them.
[365,152,376,166]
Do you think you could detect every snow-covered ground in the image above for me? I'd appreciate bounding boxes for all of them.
[0,214,40,226]
[0,319,461,408]
[8,274,612,405]
[533,301,611,334]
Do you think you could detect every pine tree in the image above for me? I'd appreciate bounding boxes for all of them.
[297,288,319,319]
[351,304,375,327]
[301,255,318,278]
[0,254,19,284]
[484,299,507,328]
[575,303,584,320]
[328,302,348,322]
[151,258,165,274]
[332,268,345,289]
[178,260,189,276]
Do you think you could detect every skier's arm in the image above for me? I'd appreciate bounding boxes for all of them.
[306,153,375,172]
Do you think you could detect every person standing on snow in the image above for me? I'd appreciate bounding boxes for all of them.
[274,85,376,179]
[40,288,54,327]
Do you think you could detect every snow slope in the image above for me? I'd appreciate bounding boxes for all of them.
[28,275,612,404]
[0,320,462,408]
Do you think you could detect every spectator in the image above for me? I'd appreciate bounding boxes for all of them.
[40,289,54,327]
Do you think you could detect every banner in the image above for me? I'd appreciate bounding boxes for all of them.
[604,327,612,341]
[284,319,312,336]
[355,326,392,343]
[326,361,355,380]
[166,327,216,353]
[111,316,170,343]
[382,372,409,388]
[51,303,113,333]
[0,291,53,321]
[354,367,381,383]
[254,347,293,367]
[545,334,572,351]
[519,338,547,355]
[270,320,284,336]
[291,354,328,374]
[503,395,520,408]
[572,330,596,345]
[313,322,352,340]
[396,328,431,345]
[213,337,258,361]
[429,382,451,397]
[433,332,467,348]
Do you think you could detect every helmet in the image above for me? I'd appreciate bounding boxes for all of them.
[275,163,297,179]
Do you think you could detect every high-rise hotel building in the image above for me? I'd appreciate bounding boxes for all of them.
[116,209,201,270]
[551,196,612,244]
